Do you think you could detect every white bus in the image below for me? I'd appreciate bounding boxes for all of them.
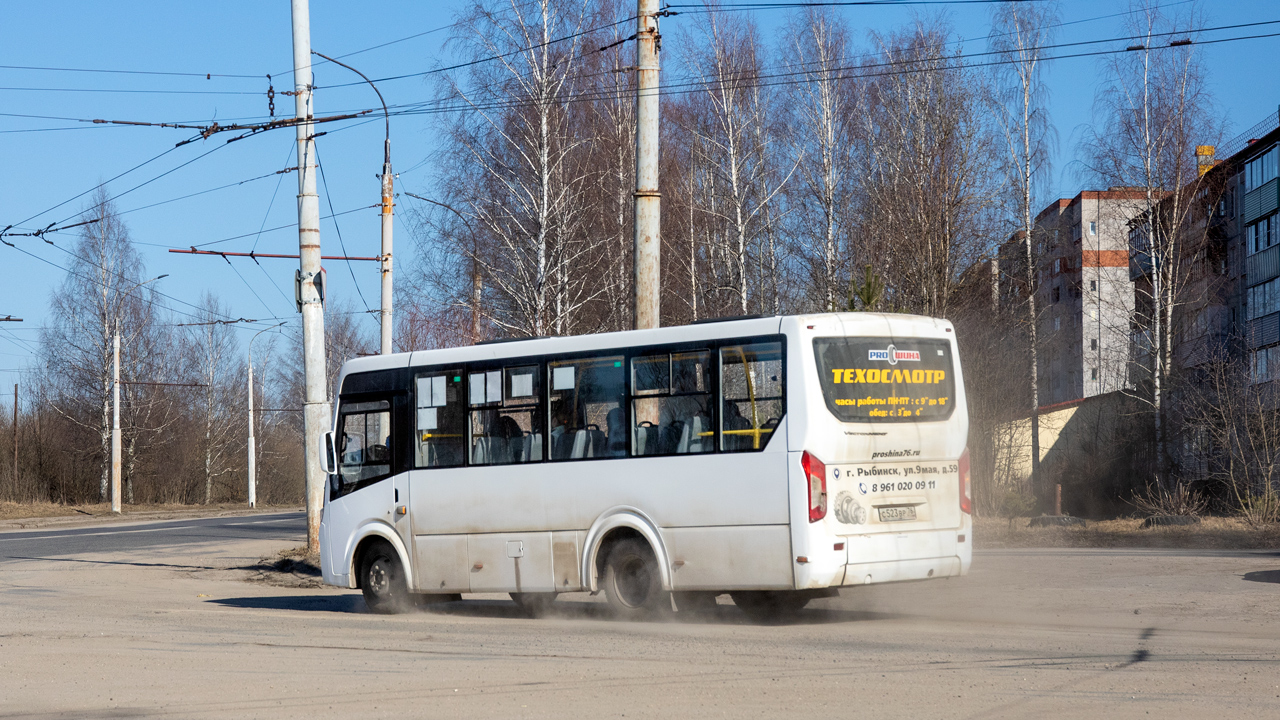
[318,313,971,620]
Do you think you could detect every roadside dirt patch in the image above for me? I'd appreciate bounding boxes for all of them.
[244,545,328,589]
[975,515,1280,549]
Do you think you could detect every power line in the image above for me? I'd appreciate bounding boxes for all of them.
[315,14,638,90]
[0,63,261,79]
[370,22,1280,121]
[314,143,374,321]
[185,204,378,249]
[0,86,262,96]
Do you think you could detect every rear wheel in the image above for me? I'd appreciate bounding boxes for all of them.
[510,592,557,618]
[360,541,410,614]
[730,591,810,624]
[602,538,669,620]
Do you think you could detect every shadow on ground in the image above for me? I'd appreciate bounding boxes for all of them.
[210,595,366,613]
[1242,569,1280,584]
[208,593,904,626]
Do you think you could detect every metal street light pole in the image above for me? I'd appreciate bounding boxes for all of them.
[247,322,286,509]
[312,51,394,355]
[111,274,166,514]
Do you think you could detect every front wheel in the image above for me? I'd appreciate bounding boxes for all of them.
[602,538,669,620]
[730,591,810,624]
[360,541,410,614]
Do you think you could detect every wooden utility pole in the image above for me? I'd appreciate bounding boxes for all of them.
[633,0,662,330]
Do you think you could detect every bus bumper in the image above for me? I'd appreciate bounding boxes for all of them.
[839,555,962,586]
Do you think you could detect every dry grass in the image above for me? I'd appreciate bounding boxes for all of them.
[975,515,1280,550]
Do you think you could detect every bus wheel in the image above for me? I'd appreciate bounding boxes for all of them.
[730,591,810,624]
[360,541,410,614]
[602,538,668,620]
[511,592,557,618]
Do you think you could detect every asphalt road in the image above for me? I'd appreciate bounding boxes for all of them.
[0,512,306,563]
[2,515,1279,719]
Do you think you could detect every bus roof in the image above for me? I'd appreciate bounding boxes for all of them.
[335,312,952,378]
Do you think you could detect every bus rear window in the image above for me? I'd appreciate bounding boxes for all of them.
[813,338,954,422]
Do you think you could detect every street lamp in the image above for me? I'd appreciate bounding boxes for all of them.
[247,322,286,508]
[111,274,167,513]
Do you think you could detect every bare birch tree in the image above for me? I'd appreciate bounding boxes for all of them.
[1080,0,1223,487]
[436,0,609,338]
[40,188,158,501]
[990,0,1058,501]
[855,20,1000,316]
[779,8,857,312]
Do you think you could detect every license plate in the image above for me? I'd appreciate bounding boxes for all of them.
[877,506,917,522]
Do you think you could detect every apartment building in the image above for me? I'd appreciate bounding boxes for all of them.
[1035,190,1148,406]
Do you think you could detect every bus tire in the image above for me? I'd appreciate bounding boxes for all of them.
[511,592,557,618]
[602,538,669,620]
[730,591,810,624]
[359,540,410,614]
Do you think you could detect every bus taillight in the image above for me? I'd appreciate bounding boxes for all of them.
[802,451,827,522]
[959,448,972,515]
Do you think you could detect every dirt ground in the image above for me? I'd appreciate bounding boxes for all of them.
[975,515,1280,550]
[4,514,1280,718]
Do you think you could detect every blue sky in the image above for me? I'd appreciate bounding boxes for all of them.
[1,0,1277,375]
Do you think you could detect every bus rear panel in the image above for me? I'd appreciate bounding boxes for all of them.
[784,314,971,591]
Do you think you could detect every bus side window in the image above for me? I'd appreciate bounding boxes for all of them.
[468,364,544,466]
[548,355,625,460]
[334,399,393,498]
[414,370,465,468]
[720,343,784,452]
[631,350,713,457]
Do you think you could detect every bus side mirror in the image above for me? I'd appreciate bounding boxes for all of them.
[320,431,336,475]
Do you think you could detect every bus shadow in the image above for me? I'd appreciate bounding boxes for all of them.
[1243,569,1280,584]
[210,594,367,613]
[423,599,903,626]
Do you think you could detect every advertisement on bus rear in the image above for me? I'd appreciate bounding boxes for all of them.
[813,338,955,423]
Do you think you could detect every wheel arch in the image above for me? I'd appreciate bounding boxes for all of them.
[347,522,413,590]
[582,506,671,593]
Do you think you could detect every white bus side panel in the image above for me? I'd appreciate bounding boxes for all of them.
[663,525,793,590]
[406,426,791,593]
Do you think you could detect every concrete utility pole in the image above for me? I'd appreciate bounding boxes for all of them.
[292,0,329,552]
[11,383,16,491]
[380,147,394,354]
[111,332,121,514]
[247,355,255,509]
[247,322,284,509]
[633,0,662,331]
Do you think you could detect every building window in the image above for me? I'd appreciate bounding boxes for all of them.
[1090,339,1098,350]
[1091,368,1097,380]
[1245,145,1278,193]
[1054,316,1061,331]
[1052,287,1061,303]
[1089,221,1097,235]
[1246,214,1276,256]
[1247,277,1280,320]
[1089,280,1096,291]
